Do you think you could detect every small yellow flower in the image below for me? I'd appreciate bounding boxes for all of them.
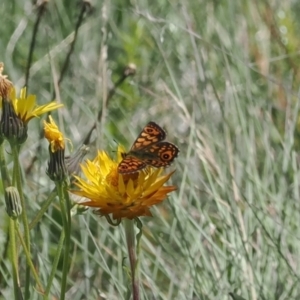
[9,87,63,124]
[44,116,65,152]
[71,146,177,220]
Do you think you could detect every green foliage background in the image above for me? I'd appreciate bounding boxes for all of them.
[1,0,300,299]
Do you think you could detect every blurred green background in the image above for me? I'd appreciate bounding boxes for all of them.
[1,0,300,299]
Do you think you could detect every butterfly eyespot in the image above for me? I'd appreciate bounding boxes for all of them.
[161,151,173,161]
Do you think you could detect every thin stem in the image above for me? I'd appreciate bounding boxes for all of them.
[24,0,48,89]
[0,142,11,186]
[11,146,31,299]
[16,226,44,294]
[57,1,89,87]
[56,182,71,300]
[124,219,140,300]
[9,219,21,300]
[44,229,65,299]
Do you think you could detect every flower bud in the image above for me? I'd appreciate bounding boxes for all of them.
[123,63,136,77]
[5,186,22,220]
[46,145,68,182]
[0,98,27,145]
[44,116,68,182]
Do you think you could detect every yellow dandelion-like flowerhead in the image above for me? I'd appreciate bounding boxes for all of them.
[44,116,65,152]
[71,146,177,220]
[9,87,63,124]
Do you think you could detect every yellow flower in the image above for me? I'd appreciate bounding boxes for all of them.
[71,147,177,220]
[9,87,63,124]
[44,116,65,152]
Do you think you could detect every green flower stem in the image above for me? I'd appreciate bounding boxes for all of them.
[29,189,57,230]
[44,228,65,299]
[0,143,11,186]
[56,182,71,300]
[0,144,22,299]
[11,145,31,299]
[134,218,142,273]
[16,225,44,293]
[9,218,21,300]
[124,219,140,300]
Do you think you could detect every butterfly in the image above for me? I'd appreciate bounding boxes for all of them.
[118,122,179,174]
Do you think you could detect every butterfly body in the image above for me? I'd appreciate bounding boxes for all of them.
[118,122,179,174]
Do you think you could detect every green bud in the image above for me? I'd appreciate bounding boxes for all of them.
[5,186,22,220]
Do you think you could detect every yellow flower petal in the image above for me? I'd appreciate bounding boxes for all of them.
[8,87,64,123]
[44,116,65,152]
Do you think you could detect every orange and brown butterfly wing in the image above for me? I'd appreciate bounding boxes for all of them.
[118,155,147,174]
[118,122,178,174]
[130,122,166,151]
[144,142,179,168]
